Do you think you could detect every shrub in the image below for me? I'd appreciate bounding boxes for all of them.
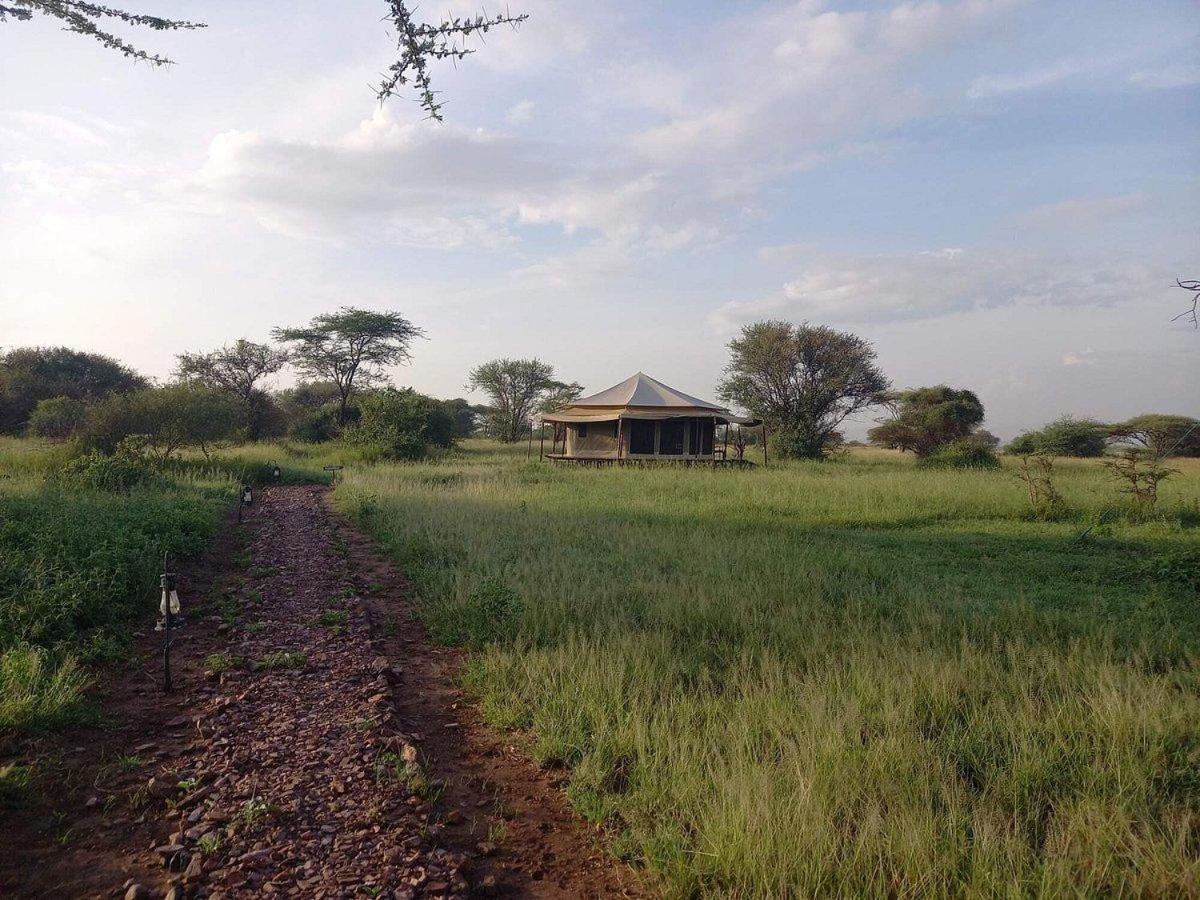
[869,385,985,456]
[288,404,343,443]
[1006,417,1108,457]
[344,389,454,461]
[55,436,157,491]
[80,384,246,460]
[27,396,87,441]
[916,439,1000,469]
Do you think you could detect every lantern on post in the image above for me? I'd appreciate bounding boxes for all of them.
[242,483,254,505]
[270,460,282,482]
[159,552,179,693]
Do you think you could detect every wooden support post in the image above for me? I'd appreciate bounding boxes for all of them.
[763,424,769,466]
[616,417,623,463]
[527,420,533,457]
[539,422,545,460]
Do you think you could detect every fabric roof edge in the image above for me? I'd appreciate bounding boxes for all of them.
[539,409,760,425]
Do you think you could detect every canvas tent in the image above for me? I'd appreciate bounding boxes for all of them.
[539,372,759,462]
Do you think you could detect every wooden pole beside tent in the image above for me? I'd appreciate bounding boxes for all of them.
[762,424,769,466]
[539,422,545,460]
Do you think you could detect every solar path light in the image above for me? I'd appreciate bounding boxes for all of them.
[159,551,180,693]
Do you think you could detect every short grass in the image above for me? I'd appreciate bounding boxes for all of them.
[336,440,1200,897]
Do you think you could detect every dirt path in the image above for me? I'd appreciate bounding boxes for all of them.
[2,486,642,899]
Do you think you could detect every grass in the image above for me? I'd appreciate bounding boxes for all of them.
[336,439,1200,897]
[0,438,235,740]
[252,650,307,671]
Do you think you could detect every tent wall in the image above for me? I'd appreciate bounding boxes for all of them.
[565,420,621,457]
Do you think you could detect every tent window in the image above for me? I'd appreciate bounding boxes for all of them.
[660,420,685,455]
[578,423,589,438]
[700,418,715,455]
[629,420,655,454]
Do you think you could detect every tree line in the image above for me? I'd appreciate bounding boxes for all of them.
[716,320,1198,465]
[3,313,1195,469]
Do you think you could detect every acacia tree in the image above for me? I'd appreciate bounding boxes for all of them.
[868,386,986,457]
[1109,414,1200,457]
[176,340,288,400]
[273,308,423,426]
[467,358,579,443]
[0,2,525,120]
[717,321,889,460]
[176,339,288,438]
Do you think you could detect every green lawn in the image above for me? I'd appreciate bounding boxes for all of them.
[336,440,1200,897]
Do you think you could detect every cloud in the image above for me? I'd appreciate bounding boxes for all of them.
[0,110,116,147]
[1019,193,1148,224]
[1060,350,1095,367]
[505,100,535,124]
[709,247,1159,331]
[628,0,1025,167]
[1129,65,1200,90]
[967,57,1094,99]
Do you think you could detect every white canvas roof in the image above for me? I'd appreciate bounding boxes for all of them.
[573,372,725,410]
[542,372,758,424]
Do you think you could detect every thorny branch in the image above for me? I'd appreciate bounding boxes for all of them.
[1,1,528,118]
[377,2,529,119]
[1173,279,1199,329]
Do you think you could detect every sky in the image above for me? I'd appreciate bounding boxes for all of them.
[1,0,1197,439]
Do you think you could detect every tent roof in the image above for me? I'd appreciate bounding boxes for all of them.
[572,372,724,410]
[541,372,760,424]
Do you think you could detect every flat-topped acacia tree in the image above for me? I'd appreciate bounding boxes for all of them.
[273,308,423,426]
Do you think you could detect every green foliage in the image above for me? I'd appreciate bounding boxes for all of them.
[1006,416,1109,457]
[344,388,456,460]
[288,404,343,443]
[252,651,307,671]
[0,645,91,735]
[27,395,87,441]
[79,383,246,460]
[718,321,890,459]
[1110,413,1200,457]
[1103,447,1177,516]
[468,358,579,443]
[273,307,423,425]
[0,345,145,434]
[55,436,157,491]
[916,439,1000,469]
[425,577,522,649]
[0,444,232,736]
[869,385,986,456]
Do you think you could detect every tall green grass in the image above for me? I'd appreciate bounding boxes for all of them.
[337,441,1200,897]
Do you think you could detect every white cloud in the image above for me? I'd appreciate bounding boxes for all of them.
[629,0,1024,167]
[0,110,115,147]
[1061,349,1095,367]
[709,247,1160,331]
[505,100,535,124]
[1129,65,1200,89]
[967,57,1094,99]
[1020,193,1148,223]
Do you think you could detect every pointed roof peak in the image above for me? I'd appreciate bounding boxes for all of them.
[573,372,726,410]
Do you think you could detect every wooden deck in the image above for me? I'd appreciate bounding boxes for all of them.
[545,454,756,468]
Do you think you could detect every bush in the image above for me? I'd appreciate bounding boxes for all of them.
[1006,417,1108,457]
[917,439,1000,469]
[288,404,342,443]
[344,389,454,461]
[27,396,87,441]
[55,436,157,491]
[80,384,246,460]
